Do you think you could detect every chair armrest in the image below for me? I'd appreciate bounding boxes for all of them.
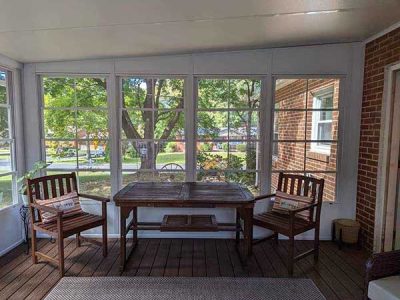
[30,202,64,216]
[78,193,110,203]
[364,250,400,299]
[288,203,318,214]
[254,193,276,201]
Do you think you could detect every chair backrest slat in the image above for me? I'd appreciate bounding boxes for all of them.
[276,172,325,222]
[27,173,78,203]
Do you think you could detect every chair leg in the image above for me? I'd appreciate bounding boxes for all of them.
[274,232,279,245]
[102,222,108,257]
[76,233,81,247]
[288,236,294,277]
[31,228,38,264]
[314,227,320,262]
[58,237,65,277]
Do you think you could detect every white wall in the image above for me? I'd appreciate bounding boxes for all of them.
[22,42,365,240]
[0,54,24,256]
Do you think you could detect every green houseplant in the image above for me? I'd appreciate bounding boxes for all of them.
[17,161,48,205]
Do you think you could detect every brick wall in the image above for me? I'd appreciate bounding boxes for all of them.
[356,27,400,251]
[272,79,339,201]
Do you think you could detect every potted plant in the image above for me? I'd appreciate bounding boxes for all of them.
[17,161,48,205]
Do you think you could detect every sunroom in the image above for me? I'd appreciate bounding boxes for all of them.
[0,1,400,300]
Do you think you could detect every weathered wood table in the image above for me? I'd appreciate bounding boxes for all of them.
[114,182,255,271]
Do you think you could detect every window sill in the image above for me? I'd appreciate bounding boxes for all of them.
[306,150,330,163]
[0,203,20,215]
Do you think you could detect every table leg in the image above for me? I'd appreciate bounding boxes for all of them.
[132,207,138,244]
[235,208,241,244]
[243,207,253,257]
[119,207,131,272]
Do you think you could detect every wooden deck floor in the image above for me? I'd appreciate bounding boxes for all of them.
[0,238,369,300]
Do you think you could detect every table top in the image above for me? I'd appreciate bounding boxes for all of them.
[113,182,255,206]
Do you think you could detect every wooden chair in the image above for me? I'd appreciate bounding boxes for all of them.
[252,172,324,276]
[27,172,110,277]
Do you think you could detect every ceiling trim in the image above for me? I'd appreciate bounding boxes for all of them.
[364,20,400,44]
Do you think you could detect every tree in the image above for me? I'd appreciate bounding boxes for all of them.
[43,77,259,174]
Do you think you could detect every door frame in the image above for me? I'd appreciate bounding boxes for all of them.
[375,61,400,252]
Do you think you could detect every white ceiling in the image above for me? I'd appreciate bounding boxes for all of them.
[0,0,399,63]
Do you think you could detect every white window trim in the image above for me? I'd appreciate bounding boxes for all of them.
[311,87,334,155]
[0,68,18,210]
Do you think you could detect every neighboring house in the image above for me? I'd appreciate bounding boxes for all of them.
[272,79,339,201]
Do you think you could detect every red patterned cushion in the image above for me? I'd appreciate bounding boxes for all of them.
[272,191,314,221]
[35,191,83,223]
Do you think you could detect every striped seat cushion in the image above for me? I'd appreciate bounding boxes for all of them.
[35,191,83,224]
[272,191,314,221]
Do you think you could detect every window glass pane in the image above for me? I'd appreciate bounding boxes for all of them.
[77,110,109,139]
[122,78,152,109]
[155,79,184,109]
[274,79,307,109]
[122,171,155,185]
[121,110,152,139]
[0,107,9,139]
[78,171,111,197]
[229,79,261,109]
[305,172,336,202]
[0,71,7,105]
[197,111,228,139]
[307,110,339,141]
[229,142,259,170]
[271,142,305,171]
[0,141,12,173]
[225,171,259,195]
[43,77,76,108]
[121,140,141,170]
[77,140,109,170]
[273,111,305,141]
[44,109,76,139]
[0,175,13,208]
[229,111,259,140]
[156,141,185,171]
[197,142,228,170]
[308,79,339,109]
[75,78,107,107]
[306,142,337,170]
[154,111,184,139]
[198,79,229,109]
[45,140,77,170]
[158,171,186,182]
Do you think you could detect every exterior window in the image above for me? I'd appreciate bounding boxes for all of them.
[311,87,334,154]
[196,79,261,194]
[0,69,17,209]
[272,79,340,201]
[120,77,185,184]
[42,77,111,197]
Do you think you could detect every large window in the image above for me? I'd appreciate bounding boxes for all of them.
[272,78,340,201]
[120,77,185,184]
[195,78,261,194]
[0,69,17,209]
[42,77,111,197]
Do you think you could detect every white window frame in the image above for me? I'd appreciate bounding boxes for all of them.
[194,77,262,191]
[311,87,334,155]
[0,68,17,210]
[119,76,186,186]
[40,75,112,196]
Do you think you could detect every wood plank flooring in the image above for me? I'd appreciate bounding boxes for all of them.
[0,239,369,300]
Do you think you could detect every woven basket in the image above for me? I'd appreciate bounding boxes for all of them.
[334,219,360,244]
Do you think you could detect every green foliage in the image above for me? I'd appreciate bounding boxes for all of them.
[199,143,213,152]
[165,142,178,153]
[236,143,246,152]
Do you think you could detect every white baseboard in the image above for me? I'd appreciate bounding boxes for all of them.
[0,239,24,257]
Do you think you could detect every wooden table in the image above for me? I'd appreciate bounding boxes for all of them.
[114,182,255,271]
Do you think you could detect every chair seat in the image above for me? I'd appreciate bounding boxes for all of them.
[253,211,314,236]
[34,212,104,237]
[368,276,400,300]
